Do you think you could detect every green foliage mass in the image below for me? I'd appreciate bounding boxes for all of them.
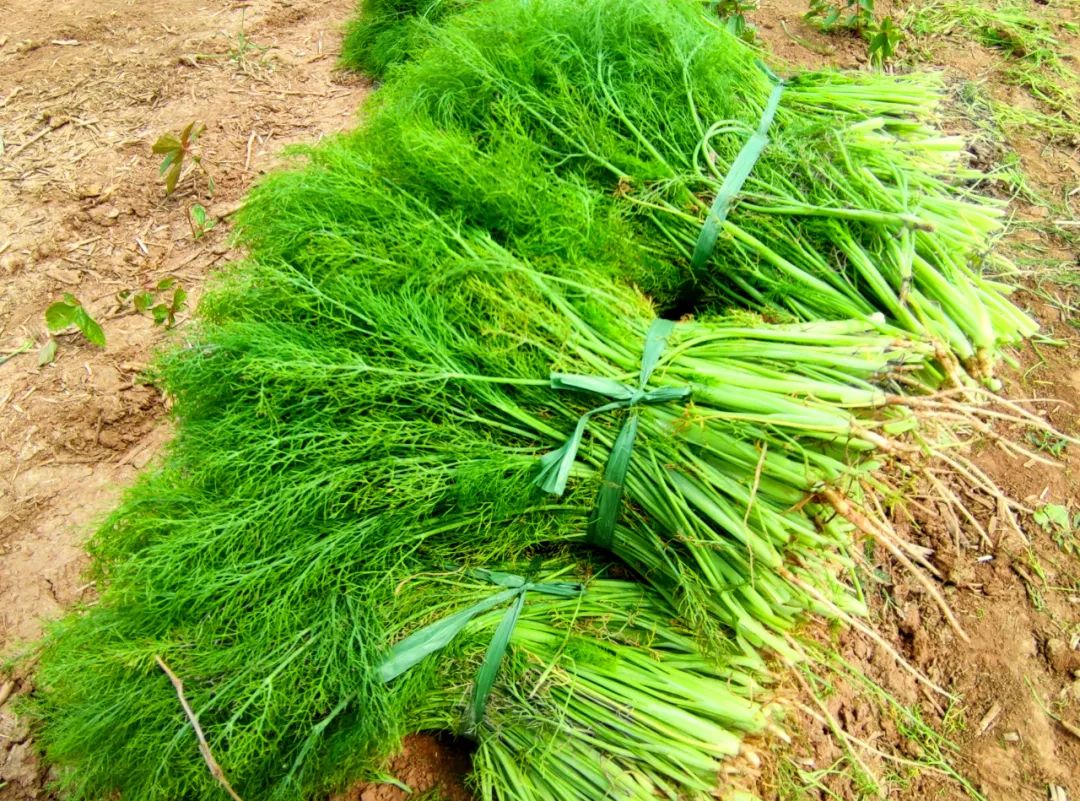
[26,0,1035,800]
[33,158,915,800]
[342,0,1034,381]
[341,0,467,76]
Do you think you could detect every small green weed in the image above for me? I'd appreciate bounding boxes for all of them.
[188,12,273,78]
[776,754,873,800]
[118,278,188,328]
[1033,503,1079,554]
[1026,431,1068,458]
[0,340,33,366]
[787,659,989,801]
[709,0,758,42]
[1024,675,1080,740]
[807,0,874,32]
[801,654,988,801]
[893,703,985,801]
[868,17,902,65]
[805,0,903,66]
[40,294,105,363]
[1019,549,1049,610]
[227,14,273,78]
[152,122,211,196]
[188,203,217,240]
[940,702,968,739]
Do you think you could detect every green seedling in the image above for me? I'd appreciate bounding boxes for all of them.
[228,14,272,77]
[806,0,903,66]
[1027,430,1068,458]
[120,278,188,328]
[869,17,902,65]
[806,0,875,32]
[188,203,217,239]
[1033,503,1079,554]
[188,11,272,78]
[710,0,758,43]
[1034,503,1074,533]
[42,294,105,364]
[0,340,33,366]
[152,122,211,196]
[150,279,188,328]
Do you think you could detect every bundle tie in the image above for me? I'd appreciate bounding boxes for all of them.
[377,567,584,730]
[690,62,786,272]
[534,318,690,549]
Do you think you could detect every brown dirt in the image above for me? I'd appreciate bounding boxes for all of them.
[1,0,1079,800]
[332,735,473,801]
[767,332,1080,801]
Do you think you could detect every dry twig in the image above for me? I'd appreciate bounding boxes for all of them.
[0,679,15,708]
[9,118,70,159]
[156,655,244,801]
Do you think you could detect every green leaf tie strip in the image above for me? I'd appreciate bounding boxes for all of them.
[534,319,690,550]
[690,65,786,272]
[377,568,584,730]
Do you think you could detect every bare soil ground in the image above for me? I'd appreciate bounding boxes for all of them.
[0,0,1077,800]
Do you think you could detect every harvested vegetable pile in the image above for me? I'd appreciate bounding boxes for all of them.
[26,0,1048,800]
[346,0,1035,382]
